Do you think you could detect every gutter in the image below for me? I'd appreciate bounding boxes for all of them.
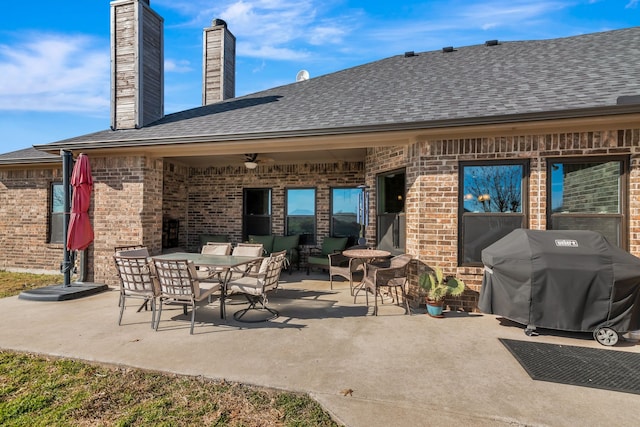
[0,156,60,166]
[33,103,640,153]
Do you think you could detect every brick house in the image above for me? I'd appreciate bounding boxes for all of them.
[1,0,639,310]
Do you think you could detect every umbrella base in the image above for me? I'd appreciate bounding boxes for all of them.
[19,282,109,302]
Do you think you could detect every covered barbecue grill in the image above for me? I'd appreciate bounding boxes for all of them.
[479,229,640,346]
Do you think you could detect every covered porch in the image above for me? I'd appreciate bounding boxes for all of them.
[83,133,421,300]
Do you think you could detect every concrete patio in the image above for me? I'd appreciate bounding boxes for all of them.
[1,271,639,426]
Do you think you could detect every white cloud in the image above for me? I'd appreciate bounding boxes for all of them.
[155,0,355,61]
[165,0,578,63]
[458,1,568,30]
[165,59,193,73]
[308,25,347,45]
[132,0,633,82]
[626,0,638,7]
[0,33,109,112]
[239,42,309,60]
[356,0,581,58]
[481,23,499,30]
[252,60,267,73]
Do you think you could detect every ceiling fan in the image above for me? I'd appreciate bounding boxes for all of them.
[243,153,273,169]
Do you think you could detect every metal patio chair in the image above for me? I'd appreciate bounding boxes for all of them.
[197,242,233,282]
[151,258,221,334]
[113,249,158,328]
[230,243,264,277]
[226,250,287,322]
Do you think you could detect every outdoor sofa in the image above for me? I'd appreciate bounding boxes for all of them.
[248,234,300,273]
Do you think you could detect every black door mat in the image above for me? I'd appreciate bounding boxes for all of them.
[500,338,640,395]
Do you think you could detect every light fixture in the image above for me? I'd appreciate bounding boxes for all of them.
[244,161,258,169]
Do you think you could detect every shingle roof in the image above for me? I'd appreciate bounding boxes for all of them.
[31,26,640,150]
[0,147,59,164]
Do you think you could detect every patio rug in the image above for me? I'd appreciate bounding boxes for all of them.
[499,339,640,395]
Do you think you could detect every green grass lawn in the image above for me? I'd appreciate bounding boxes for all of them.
[0,270,63,298]
[0,271,340,426]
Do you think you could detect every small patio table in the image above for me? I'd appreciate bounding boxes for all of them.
[342,249,391,302]
[152,252,262,319]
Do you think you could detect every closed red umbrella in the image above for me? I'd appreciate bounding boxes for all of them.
[67,153,94,251]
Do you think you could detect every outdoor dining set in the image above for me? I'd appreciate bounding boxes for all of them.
[113,239,413,334]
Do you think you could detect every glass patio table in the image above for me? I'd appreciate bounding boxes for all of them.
[152,252,262,319]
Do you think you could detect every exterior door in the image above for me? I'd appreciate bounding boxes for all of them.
[376,170,406,255]
[243,188,272,240]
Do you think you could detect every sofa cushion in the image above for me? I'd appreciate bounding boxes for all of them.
[273,235,299,253]
[249,235,274,254]
[321,237,348,256]
[308,255,330,266]
[199,234,229,247]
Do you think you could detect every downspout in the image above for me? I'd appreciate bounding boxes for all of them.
[78,251,87,282]
[537,149,542,230]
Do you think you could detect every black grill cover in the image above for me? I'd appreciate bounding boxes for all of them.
[479,229,640,333]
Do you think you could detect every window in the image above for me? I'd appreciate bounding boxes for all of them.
[459,162,528,265]
[50,182,66,243]
[548,157,626,247]
[331,187,361,243]
[243,188,271,240]
[286,188,316,245]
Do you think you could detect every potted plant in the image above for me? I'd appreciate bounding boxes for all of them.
[418,267,465,317]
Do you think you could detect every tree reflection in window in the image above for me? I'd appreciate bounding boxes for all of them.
[463,165,522,213]
[459,162,527,265]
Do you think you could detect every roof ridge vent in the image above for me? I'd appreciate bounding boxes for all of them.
[485,39,499,46]
[404,51,417,57]
[442,46,456,53]
[617,95,640,105]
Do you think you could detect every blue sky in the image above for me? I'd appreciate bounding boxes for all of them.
[1,0,638,154]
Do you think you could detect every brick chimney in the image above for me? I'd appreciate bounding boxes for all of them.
[202,19,236,105]
[110,0,164,130]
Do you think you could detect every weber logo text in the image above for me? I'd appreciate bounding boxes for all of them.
[555,239,579,247]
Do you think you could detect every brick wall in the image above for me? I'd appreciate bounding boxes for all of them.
[162,161,189,248]
[64,155,164,287]
[0,155,163,286]
[410,128,640,311]
[363,145,410,247]
[2,127,639,304]
[0,165,64,273]
[183,161,364,251]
